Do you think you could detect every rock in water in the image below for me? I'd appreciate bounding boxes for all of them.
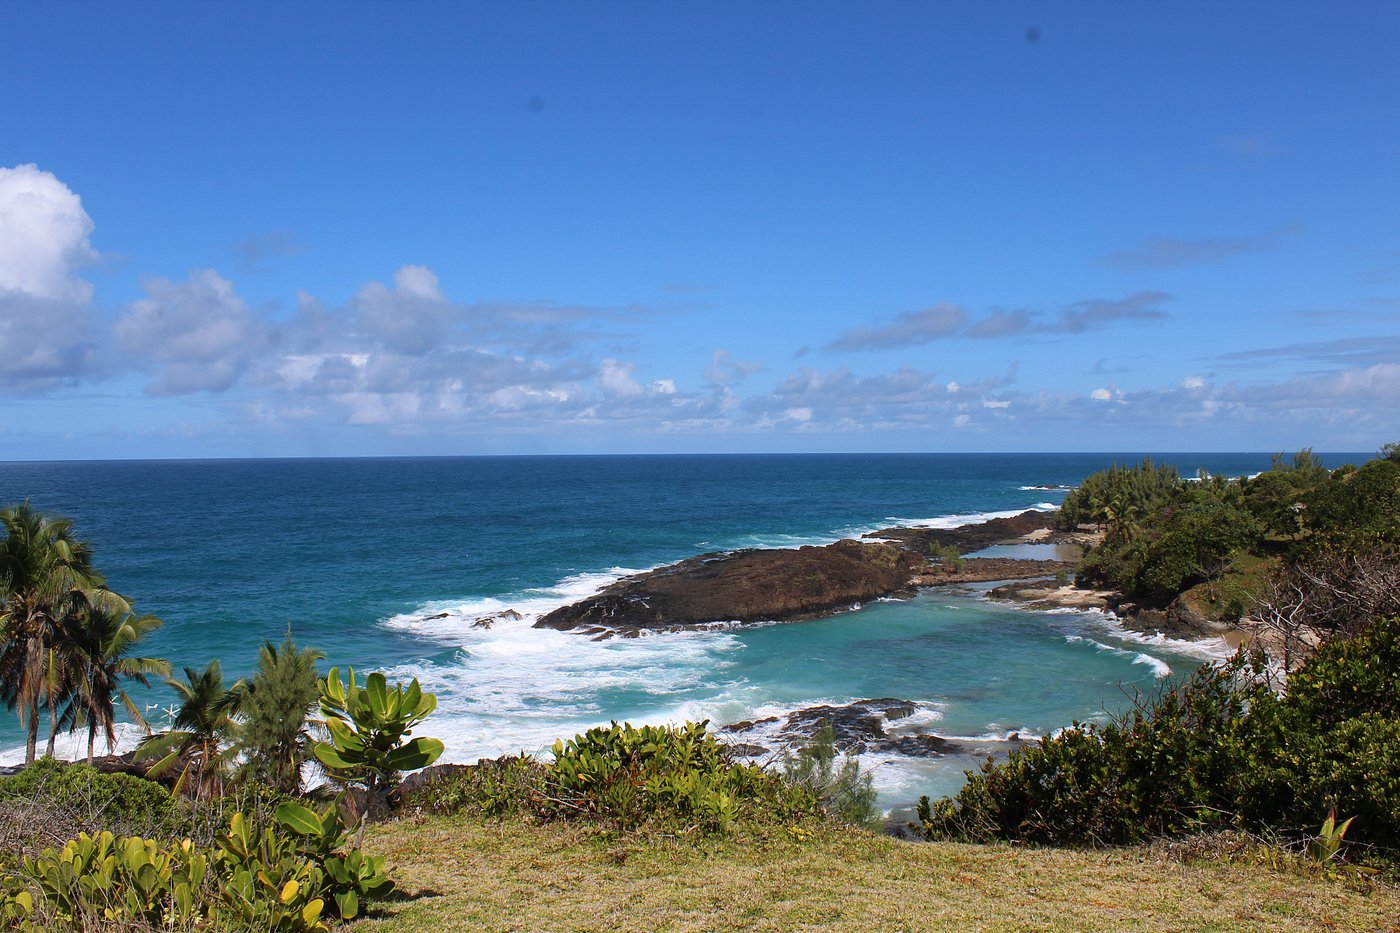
[535,539,920,633]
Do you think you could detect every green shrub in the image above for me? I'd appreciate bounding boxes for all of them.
[918,618,1400,864]
[313,667,444,837]
[401,756,548,818]
[0,802,395,930]
[547,720,812,832]
[781,723,878,827]
[0,759,184,848]
[926,542,964,572]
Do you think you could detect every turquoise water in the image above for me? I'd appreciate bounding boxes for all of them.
[0,453,1364,805]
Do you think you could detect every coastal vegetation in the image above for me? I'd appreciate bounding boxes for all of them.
[918,618,1400,865]
[1060,447,1400,619]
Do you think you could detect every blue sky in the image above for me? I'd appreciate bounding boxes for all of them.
[1,2,1397,458]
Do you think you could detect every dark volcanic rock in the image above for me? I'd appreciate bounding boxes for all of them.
[535,539,920,632]
[720,698,961,758]
[780,697,923,753]
[865,509,1056,555]
[722,743,772,758]
[915,557,1075,586]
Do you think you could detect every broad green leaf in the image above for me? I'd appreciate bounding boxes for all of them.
[335,888,359,919]
[275,801,324,837]
[384,736,444,773]
[314,743,360,771]
[365,672,390,719]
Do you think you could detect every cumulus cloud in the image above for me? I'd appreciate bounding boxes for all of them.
[1099,226,1299,270]
[0,164,102,390]
[598,359,643,396]
[116,270,267,395]
[0,164,97,303]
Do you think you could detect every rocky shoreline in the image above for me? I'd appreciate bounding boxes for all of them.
[534,509,1073,638]
[715,696,1033,764]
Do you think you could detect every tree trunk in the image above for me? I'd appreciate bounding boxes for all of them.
[24,705,38,765]
[45,695,58,759]
[355,772,378,849]
[87,721,97,764]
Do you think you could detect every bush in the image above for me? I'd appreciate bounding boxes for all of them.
[403,722,818,834]
[401,756,548,819]
[0,759,184,854]
[546,721,813,832]
[0,801,394,931]
[919,618,1400,864]
[781,723,878,827]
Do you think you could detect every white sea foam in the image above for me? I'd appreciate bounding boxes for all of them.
[882,504,1057,531]
[1082,609,1235,662]
[375,609,752,762]
[380,566,652,644]
[1065,634,1173,679]
[0,721,149,767]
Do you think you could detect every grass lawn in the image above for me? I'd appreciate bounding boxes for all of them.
[356,815,1400,932]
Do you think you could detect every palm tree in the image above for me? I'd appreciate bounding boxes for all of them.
[62,607,171,762]
[135,661,246,800]
[0,503,126,764]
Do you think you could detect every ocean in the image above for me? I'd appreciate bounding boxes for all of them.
[0,452,1364,807]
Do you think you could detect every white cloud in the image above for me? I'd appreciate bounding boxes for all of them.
[599,359,642,396]
[116,270,264,395]
[393,264,443,300]
[0,164,102,390]
[1182,375,1207,389]
[0,164,96,303]
[1090,387,1113,401]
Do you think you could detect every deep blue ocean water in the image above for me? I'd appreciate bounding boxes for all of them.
[0,452,1366,804]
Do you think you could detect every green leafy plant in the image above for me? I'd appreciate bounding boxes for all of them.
[312,667,444,842]
[546,720,814,833]
[0,803,397,930]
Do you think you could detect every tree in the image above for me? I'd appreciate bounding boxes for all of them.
[63,606,171,762]
[1381,441,1400,465]
[135,660,246,800]
[313,668,443,844]
[0,503,127,764]
[236,632,325,793]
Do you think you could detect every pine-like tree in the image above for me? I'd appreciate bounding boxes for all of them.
[236,632,325,793]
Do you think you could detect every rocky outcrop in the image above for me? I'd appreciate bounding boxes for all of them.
[986,579,1114,611]
[719,697,1039,761]
[720,698,963,758]
[1110,594,1236,640]
[864,510,1057,554]
[535,539,921,633]
[914,557,1076,586]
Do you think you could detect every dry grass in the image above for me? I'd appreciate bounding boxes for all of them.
[355,815,1400,932]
